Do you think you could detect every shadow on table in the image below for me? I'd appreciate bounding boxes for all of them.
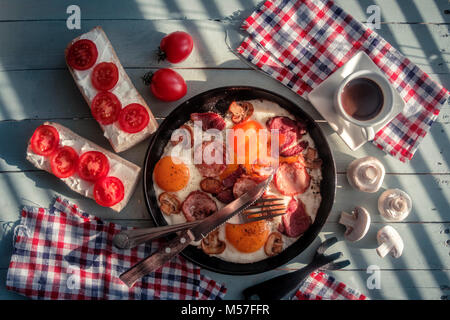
[0,219,28,299]
[356,0,450,300]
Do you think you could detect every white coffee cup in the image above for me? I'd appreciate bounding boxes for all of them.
[334,70,394,141]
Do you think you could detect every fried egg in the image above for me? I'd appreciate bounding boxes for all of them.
[154,156,190,192]
[225,219,270,253]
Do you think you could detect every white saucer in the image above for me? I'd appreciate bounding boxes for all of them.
[308,51,405,151]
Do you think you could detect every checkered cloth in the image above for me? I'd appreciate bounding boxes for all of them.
[237,0,449,162]
[6,197,227,300]
[293,271,367,300]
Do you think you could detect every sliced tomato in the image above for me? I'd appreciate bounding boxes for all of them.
[50,146,78,178]
[91,62,119,91]
[93,176,125,207]
[78,151,110,182]
[66,39,98,71]
[91,92,121,125]
[30,125,60,156]
[118,103,149,133]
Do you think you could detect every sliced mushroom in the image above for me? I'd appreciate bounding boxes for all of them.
[338,207,371,242]
[378,189,412,222]
[347,156,385,193]
[158,192,181,216]
[200,177,223,195]
[264,232,284,256]
[228,101,254,124]
[376,225,404,258]
[201,229,226,255]
[304,147,323,169]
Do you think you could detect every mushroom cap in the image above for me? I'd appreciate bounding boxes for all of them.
[347,156,385,193]
[376,225,404,258]
[378,189,412,222]
[339,206,371,242]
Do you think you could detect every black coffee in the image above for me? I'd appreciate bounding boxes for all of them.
[341,78,383,121]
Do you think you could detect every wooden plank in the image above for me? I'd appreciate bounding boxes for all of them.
[90,222,450,270]
[0,20,448,74]
[0,171,151,224]
[1,207,449,270]
[0,171,450,226]
[0,217,450,272]
[324,110,450,174]
[0,0,448,23]
[0,68,325,121]
[204,269,450,300]
[0,68,448,121]
[0,119,152,172]
[328,174,450,223]
[0,267,447,300]
[0,168,448,227]
[1,114,448,174]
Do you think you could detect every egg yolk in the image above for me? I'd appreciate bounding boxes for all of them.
[230,120,266,166]
[154,156,189,192]
[225,220,270,253]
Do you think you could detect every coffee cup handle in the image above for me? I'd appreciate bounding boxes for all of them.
[362,127,375,141]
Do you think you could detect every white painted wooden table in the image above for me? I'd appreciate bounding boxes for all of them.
[0,0,449,300]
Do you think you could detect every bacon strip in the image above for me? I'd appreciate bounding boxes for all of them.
[191,112,226,131]
[279,198,311,237]
[274,162,310,196]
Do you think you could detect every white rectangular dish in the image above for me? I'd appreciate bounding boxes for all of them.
[65,26,158,153]
[308,51,405,151]
[26,122,141,212]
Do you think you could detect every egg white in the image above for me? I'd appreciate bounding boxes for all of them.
[152,99,322,263]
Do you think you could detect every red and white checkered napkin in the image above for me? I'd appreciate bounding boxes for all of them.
[6,197,226,300]
[293,271,367,300]
[237,0,449,162]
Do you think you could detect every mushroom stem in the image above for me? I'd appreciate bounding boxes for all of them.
[376,241,393,258]
[362,165,378,183]
[339,211,356,228]
[389,195,407,213]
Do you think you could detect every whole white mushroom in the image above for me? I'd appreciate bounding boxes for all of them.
[378,189,412,222]
[339,207,371,242]
[347,156,385,193]
[376,225,404,258]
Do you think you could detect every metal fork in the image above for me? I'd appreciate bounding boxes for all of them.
[113,197,286,250]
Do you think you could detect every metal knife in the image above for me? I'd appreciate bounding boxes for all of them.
[119,173,273,288]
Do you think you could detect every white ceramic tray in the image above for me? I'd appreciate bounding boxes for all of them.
[308,51,405,151]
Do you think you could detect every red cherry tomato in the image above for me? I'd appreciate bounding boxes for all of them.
[118,103,150,133]
[91,92,121,125]
[66,39,98,71]
[50,146,78,178]
[146,68,187,102]
[93,176,125,207]
[30,125,60,156]
[159,31,194,64]
[78,151,110,182]
[91,62,119,91]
